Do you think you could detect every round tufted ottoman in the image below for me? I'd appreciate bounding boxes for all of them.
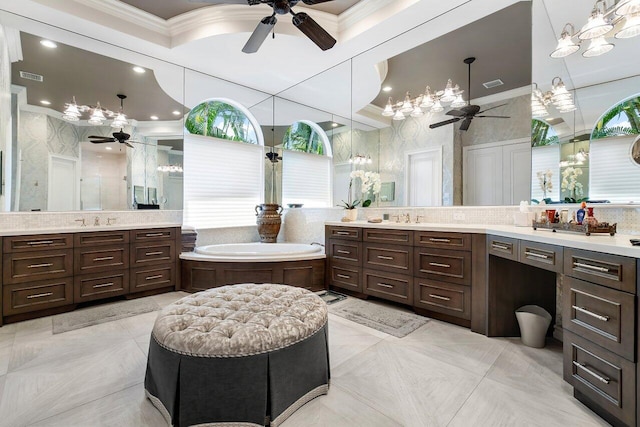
[144,283,330,427]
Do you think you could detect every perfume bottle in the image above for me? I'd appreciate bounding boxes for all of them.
[576,202,586,225]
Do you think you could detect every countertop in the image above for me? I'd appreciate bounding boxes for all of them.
[0,223,183,237]
[325,220,640,258]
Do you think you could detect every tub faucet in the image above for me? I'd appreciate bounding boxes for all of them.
[404,213,411,223]
[94,217,100,226]
[311,242,325,247]
[74,218,86,227]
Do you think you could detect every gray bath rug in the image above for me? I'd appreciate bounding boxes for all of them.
[53,298,160,334]
[329,298,429,338]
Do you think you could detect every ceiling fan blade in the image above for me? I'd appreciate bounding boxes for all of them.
[446,109,465,117]
[188,0,258,4]
[478,103,507,114]
[125,142,135,148]
[301,0,335,4]
[459,118,472,131]
[476,115,511,118]
[88,135,112,140]
[429,117,461,129]
[90,139,116,144]
[242,15,277,53]
[461,105,481,115]
[291,12,336,51]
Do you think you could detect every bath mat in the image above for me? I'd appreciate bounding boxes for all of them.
[315,290,347,305]
[52,298,160,334]
[329,298,429,338]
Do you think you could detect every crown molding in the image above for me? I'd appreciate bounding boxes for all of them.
[3,26,23,62]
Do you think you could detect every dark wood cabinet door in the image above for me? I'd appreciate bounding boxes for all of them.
[130,228,176,243]
[3,250,73,284]
[3,234,73,253]
[328,240,362,266]
[414,247,471,285]
[363,243,412,275]
[74,245,129,275]
[329,264,361,293]
[414,231,471,251]
[487,235,519,261]
[414,278,471,320]
[363,269,412,305]
[131,242,175,267]
[326,226,362,241]
[519,240,563,273]
[564,248,636,293]
[74,271,129,303]
[74,230,129,247]
[3,277,74,315]
[131,265,175,293]
[364,229,413,246]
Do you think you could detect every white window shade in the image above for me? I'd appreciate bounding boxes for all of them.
[590,136,640,203]
[531,145,560,201]
[184,135,264,228]
[282,150,332,207]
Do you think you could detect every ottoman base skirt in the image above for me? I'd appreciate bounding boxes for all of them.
[145,323,330,427]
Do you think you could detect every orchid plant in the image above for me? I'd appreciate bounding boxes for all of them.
[337,170,382,209]
[536,169,553,200]
[561,167,585,203]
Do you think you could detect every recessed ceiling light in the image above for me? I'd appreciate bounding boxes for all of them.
[40,40,57,49]
[150,115,159,120]
[382,86,392,92]
[172,110,181,116]
[133,66,146,74]
[40,100,51,105]
[105,146,113,150]
[331,122,338,127]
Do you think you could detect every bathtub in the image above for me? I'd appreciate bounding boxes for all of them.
[183,242,325,262]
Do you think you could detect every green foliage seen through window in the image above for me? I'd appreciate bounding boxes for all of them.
[184,100,258,144]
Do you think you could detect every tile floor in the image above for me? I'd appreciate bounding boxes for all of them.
[0,292,609,427]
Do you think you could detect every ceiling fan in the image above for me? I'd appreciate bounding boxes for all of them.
[88,94,137,148]
[429,57,510,132]
[192,0,337,53]
[266,150,282,163]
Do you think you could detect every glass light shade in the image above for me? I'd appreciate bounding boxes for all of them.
[582,36,614,57]
[111,113,128,128]
[366,156,372,164]
[63,103,81,118]
[579,13,613,40]
[392,109,406,121]
[615,13,640,38]
[450,94,467,108]
[558,105,577,113]
[440,79,456,103]
[420,87,435,108]
[382,98,395,117]
[400,92,413,113]
[430,99,444,113]
[62,113,80,122]
[616,0,640,16]
[410,103,424,117]
[550,33,580,58]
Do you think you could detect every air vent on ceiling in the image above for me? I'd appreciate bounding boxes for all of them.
[19,71,44,82]
[482,79,503,89]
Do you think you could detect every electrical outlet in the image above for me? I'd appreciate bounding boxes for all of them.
[453,212,465,221]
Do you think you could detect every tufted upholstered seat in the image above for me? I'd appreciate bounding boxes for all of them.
[144,283,330,427]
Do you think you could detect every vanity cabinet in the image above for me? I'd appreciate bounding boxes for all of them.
[326,226,363,293]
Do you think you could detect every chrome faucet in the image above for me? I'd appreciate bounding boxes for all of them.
[107,217,116,225]
[404,213,411,223]
[310,242,325,247]
[74,218,86,227]
[391,214,401,223]
[415,215,424,223]
[94,216,100,226]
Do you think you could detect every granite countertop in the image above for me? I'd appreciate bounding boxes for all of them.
[0,223,183,237]
[325,220,640,258]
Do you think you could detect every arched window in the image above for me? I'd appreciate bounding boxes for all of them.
[591,95,640,140]
[531,119,560,201]
[183,99,264,228]
[282,121,332,207]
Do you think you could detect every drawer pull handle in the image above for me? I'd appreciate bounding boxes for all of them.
[336,274,351,279]
[573,262,609,273]
[28,263,54,269]
[429,262,451,268]
[27,292,53,299]
[377,255,394,260]
[429,238,451,243]
[429,294,451,301]
[93,256,114,262]
[145,251,164,256]
[145,233,164,237]
[377,283,394,289]
[146,274,164,281]
[572,305,609,322]
[336,250,351,254]
[336,231,350,236]
[491,243,510,251]
[93,282,114,289]
[573,362,610,384]
[27,240,54,245]
[524,251,550,260]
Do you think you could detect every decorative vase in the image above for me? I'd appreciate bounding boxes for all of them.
[344,208,358,222]
[255,204,282,243]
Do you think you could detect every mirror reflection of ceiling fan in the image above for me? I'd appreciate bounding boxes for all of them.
[430,57,511,132]
[191,0,337,53]
[88,94,139,148]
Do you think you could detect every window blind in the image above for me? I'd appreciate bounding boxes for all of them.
[282,150,332,207]
[184,135,264,228]
[530,145,560,201]
[590,136,640,203]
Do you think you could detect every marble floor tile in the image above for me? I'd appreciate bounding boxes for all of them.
[13,317,52,339]
[281,383,401,427]
[134,334,151,358]
[332,340,483,427]
[328,312,390,339]
[0,324,17,337]
[327,315,386,369]
[448,376,609,427]
[29,383,167,427]
[150,291,189,308]
[115,310,160,339]
[0,334,15,377]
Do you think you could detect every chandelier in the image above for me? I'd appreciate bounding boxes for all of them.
[531,77,577,118]
[550,0,640,58]
[348,153,372,165]
[381,78,467,121]
[62,95,129,128]
[157,164,183,173]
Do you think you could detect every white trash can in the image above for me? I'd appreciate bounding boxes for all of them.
[515,305,552,348]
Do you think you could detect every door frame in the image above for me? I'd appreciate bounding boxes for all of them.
[48,153,80,211]
[404,147,443,206]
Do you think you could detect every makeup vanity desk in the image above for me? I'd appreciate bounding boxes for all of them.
[325,220,640,427]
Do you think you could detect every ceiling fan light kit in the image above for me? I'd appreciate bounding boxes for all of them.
[87,94,138,148]
[550,0,640,58]
[531,77,577,118]
[62,94,129,128]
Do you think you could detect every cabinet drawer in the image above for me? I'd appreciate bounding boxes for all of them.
[3,277,73,316]
[329,265,361,292]
[131,265,175,292]
[3,250,73,284]
[564,248,636,293]
[328,240,361,266]
[130,228,176,243]
[74,231,129,247]
[564,331,635,426]
[326,226,361,241]
[414,231,471,251]
[414,279,471,320]
[562,276,635,361]
[3,234,73,253]
[364,229,413,246]
[414,248,471,285]
[131,242,175,267]
[363,269,412,305]
[519,240,563,273]
[363,243,412,274]
[487,235,519,261]
[74,271,129,303]
[74,245,129,275]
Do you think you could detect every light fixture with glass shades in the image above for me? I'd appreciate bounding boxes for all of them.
[381,78,467,121]
[531,78,577,118]
[550,0,640,59]
[62,94,129,128]
[348,153,372,165]
[157,164,183,173]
